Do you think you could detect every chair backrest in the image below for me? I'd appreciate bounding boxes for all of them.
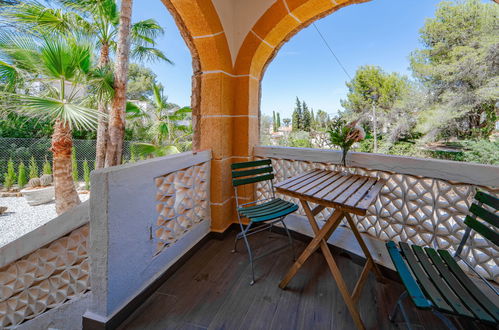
[462,191,499,248]
[231,159,274,188]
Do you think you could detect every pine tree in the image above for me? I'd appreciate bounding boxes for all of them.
[72,147,79,182]
[276,112,281,129]
[18,162,27,189]
[29,156,38,179]
[310,109,315,129]
[302,101,311,131]
[83,159,91,190]
[43,157,52,175]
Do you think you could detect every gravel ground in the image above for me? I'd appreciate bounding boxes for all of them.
[0,193,89,248]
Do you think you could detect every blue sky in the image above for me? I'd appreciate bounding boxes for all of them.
[133,0,444,119]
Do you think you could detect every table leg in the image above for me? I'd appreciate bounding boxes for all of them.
[300,202,366,330]
[278,206,343,290]
[344,213,385,282]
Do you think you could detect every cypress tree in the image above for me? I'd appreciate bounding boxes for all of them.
[43,157,52,175]
[276,112,281,129]
[28,156,38,179]
[18,162,27,189]
[302,101,311,131]
[4,158,16,189]
[272,111,277,132]
[292,97,303,131]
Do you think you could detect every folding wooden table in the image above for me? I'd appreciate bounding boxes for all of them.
[275,169,387,330]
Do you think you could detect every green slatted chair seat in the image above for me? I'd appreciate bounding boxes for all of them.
[238,199,298,222]
[386,190,499,327]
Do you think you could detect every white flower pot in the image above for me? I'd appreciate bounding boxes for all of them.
[21,186,55,206]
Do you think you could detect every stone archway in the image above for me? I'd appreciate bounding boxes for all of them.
[161,0,369,232]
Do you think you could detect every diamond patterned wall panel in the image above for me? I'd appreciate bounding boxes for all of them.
[154,162,210,255]
[0,225,89,328]
[256,157,499,282]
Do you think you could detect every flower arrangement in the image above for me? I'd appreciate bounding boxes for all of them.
[328,119,365,167]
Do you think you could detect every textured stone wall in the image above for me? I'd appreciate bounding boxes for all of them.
[256,157,499,282]
[0,225,89,328]
[154,162,210,255]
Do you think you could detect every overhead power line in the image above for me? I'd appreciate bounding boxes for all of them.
[312,23,352,81]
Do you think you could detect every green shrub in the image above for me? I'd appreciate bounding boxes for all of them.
[43,157,52,174]
[17,162,27,189]
[29,156,38,179]
[462,140,499,165]
[4,159,16,189]
[72,147,78,181]
[83,159,91,190]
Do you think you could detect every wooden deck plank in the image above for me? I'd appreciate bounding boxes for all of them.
[119,232,459,330]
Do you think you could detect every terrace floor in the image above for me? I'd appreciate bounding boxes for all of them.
[119,230,485,330]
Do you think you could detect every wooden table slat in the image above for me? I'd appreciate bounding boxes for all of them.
[305,173,343,196]
[275,170,320,190]
[313,174,351,200]
[344,178,377,207]
[295,171,338,195]
[322,175,362,202]
[355,180,385,210]
[288,170,331,192]
[335,177,368,204]
[274,170,318,189]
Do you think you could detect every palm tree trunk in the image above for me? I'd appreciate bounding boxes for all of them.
[51,119,81,215]
[95,43,110,169]
[105,0,133,167]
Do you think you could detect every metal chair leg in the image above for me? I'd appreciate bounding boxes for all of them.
[433,311,458,330]
[390,291,419,330]
[241,231,256,285]
[281,219,296,261]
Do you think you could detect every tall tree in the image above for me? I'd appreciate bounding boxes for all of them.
[5,1,170,168]
[292,97,302,131]
[276,112,281,129]
[410,0,499,140]
[0,33,103,214]
[133,82,192,157]
[272,110,277,132]
[105,0,133,166]
[302,101,311,132]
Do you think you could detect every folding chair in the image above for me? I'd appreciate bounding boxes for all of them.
[231,159,298,285]
[386,190,499,329]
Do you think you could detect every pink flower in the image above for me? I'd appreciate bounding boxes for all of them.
[345,121,365,143]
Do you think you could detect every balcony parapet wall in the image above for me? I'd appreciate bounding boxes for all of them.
[0,202,90,328]
[87,150,212,321]
[254,146,499,283]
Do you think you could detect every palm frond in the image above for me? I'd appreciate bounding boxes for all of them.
[0,92,102,130]
[131,19,163,46]
[3,1,89,36]
[131,46,173,64]
[134,142,179,158]
[88,64,114,101]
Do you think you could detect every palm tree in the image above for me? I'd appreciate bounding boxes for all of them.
[0,32,105,214]
[134,82,192,158]
[105,0,133,167]
[5,0,171,168]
